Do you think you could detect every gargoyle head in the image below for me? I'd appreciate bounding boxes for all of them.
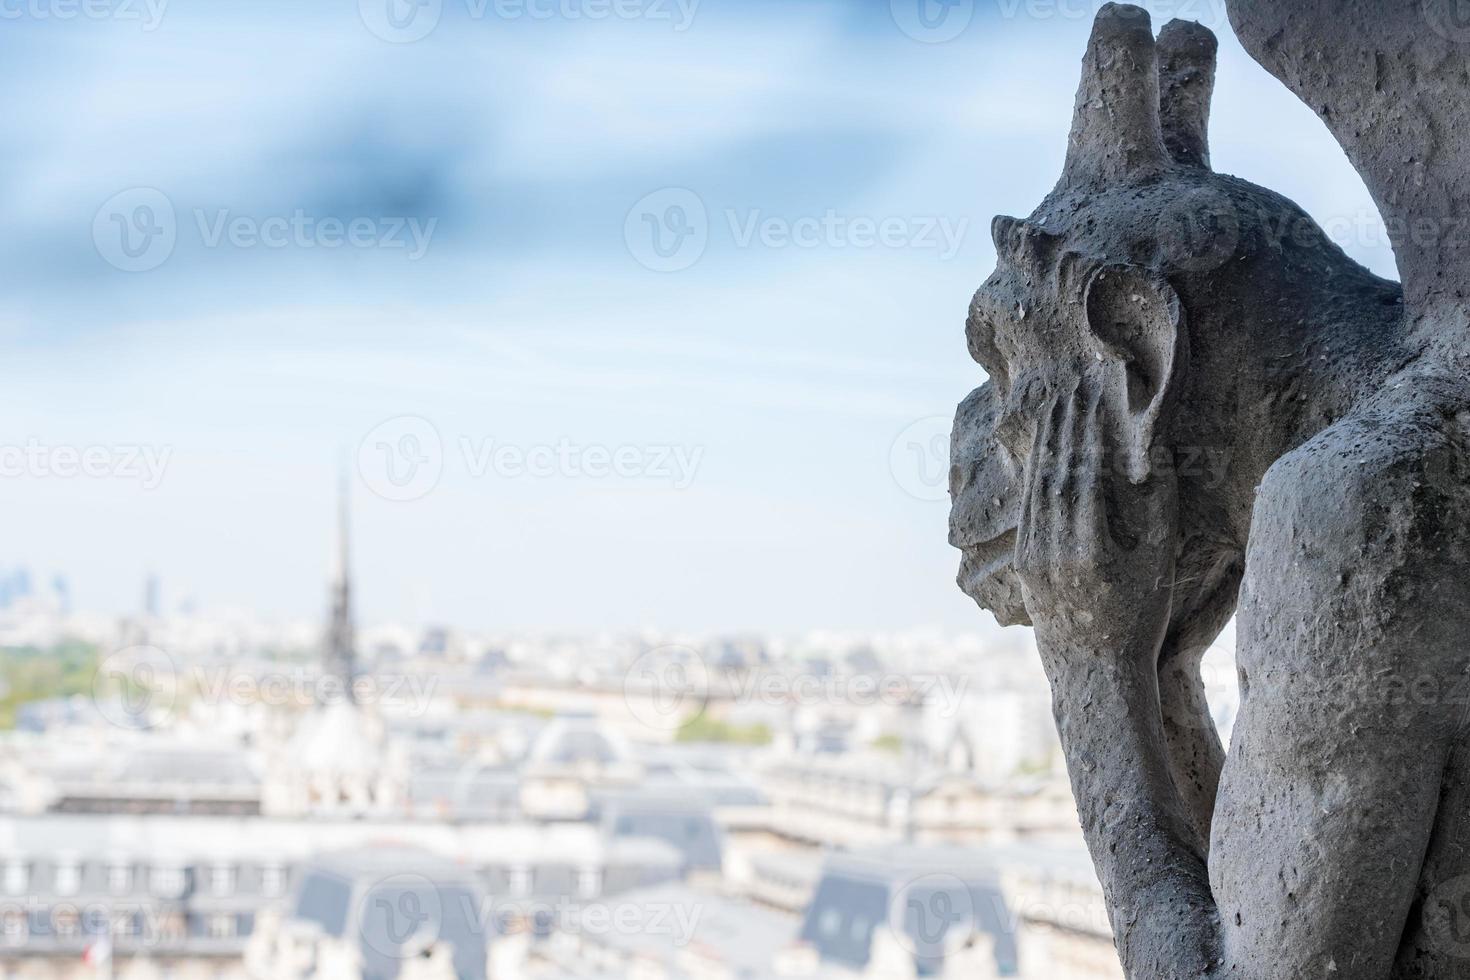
[951,4,1393,636]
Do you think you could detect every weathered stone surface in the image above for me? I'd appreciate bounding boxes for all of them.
[950,4,1470,977]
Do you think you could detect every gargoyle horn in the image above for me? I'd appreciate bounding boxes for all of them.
[1062,3,1173,186]
[1157,19,1217,170]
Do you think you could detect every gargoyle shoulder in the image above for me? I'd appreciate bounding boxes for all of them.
[1245,390,1470,656]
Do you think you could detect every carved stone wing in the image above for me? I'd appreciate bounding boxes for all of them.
[1228,1,1470,338]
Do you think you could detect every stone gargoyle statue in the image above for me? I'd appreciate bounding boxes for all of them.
[950,3,1470,978]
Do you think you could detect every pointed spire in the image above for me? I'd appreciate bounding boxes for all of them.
[324,462,357,704]
[333,461,351,589]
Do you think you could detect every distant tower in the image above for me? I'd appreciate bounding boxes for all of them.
[323,470,358,702]
[275,470,392,816]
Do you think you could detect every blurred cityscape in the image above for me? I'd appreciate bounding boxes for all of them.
[0,490,1241,980]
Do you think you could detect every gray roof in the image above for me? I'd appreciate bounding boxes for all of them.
[596,794,723,872]
[407,764,521,820]
[115,746,260,786]
[800,846,1020,977]
[289,846,490,980]
[575,883,801,978]
[528,715,633,768]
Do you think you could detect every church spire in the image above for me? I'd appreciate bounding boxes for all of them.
[324,466,357,703]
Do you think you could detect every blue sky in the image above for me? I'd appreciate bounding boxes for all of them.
[0,0,1394,631]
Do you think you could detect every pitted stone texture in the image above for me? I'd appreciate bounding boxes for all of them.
[950,5,1470,978]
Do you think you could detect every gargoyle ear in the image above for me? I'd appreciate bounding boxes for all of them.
[1083,264,1188,483]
